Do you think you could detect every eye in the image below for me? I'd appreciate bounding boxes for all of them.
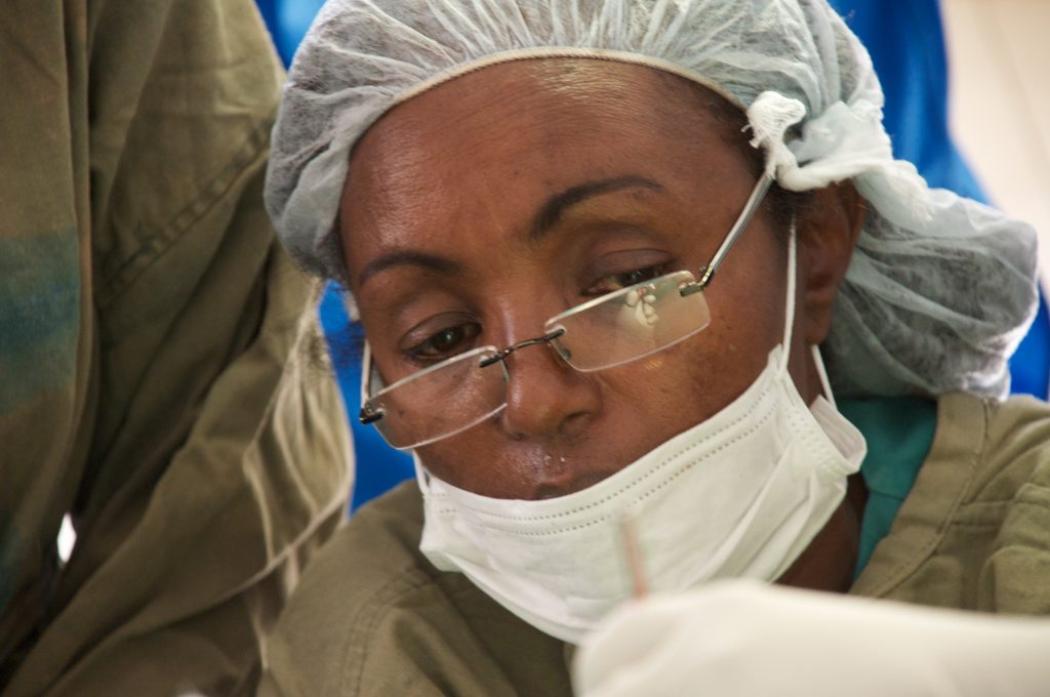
[583,263,670,297]
[404,322,482,363]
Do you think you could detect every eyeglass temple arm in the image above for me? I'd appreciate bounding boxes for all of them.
[359,343,384,424]
[683,173,775,295]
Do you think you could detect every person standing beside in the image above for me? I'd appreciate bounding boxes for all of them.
[0,1,352,694]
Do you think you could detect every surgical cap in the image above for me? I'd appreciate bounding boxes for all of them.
[265,0,1039,399]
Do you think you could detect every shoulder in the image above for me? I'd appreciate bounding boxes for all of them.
[970,393,1050,502]
[258,481,542,697]
[855,392,1050,612]
[956,393,1050,612]
[908,392,1050,505]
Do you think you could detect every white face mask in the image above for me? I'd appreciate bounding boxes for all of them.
[415,230,866,644]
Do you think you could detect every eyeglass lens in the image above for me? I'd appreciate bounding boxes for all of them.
[367,271,711,449]
[368,346,509,449]
[545,270,710,372]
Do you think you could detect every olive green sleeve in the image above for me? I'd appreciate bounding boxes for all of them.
[0,1,352,694]
[973,396,1050,613]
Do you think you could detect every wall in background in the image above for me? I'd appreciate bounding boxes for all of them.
[943,0,1050,287]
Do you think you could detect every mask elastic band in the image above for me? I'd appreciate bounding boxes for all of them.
[778,218,836,407]
[413,453,432,495]
[811,344,837,409]
[779,218,798,372]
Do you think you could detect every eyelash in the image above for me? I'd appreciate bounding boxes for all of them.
[581,262,671,297]
[404,322,482,366]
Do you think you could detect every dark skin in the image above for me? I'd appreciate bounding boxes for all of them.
[341,59,867,593]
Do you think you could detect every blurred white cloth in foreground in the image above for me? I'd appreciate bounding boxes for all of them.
[574,579,1050,696]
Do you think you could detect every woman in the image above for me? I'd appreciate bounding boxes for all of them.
[260,1,1049,694]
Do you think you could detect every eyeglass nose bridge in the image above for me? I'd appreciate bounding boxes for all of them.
[478,327,567,369]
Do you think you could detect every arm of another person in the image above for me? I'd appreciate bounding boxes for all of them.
[0,1,352,694]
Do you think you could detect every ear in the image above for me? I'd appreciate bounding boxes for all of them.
[797,182,865,346]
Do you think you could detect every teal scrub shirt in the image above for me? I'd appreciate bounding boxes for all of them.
[839,397,939,577]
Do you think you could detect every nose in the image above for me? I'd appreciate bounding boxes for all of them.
[499,339,602,442]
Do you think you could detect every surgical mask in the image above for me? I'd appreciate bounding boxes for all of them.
[415,230,866,644]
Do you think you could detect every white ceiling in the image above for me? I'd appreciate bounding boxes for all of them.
[942,0,1050,286]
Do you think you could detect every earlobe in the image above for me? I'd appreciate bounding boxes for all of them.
[799,182,865,345]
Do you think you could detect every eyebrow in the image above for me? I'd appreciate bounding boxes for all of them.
[358,250,462,287]
[530,175,664,240]
[356,175,663,287]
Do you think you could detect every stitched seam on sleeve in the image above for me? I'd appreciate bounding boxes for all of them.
[95,120,271,307]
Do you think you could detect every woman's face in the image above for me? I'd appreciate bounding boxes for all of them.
[341,59,854,500]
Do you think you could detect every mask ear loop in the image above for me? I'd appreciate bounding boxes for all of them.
[779,216,798,374]
[412,452,433,495]
[777,216,837,408]
[811,344,837,409]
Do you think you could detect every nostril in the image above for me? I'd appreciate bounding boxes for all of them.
[499,338,601,442]
[547,339,573,364]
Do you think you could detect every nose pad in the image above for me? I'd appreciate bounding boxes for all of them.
[500,341,601,442]
[547,333,573,365]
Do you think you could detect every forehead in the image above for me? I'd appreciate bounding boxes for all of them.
[339,59,753,273]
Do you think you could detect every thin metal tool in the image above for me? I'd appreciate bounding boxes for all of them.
[619,514,649,599]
